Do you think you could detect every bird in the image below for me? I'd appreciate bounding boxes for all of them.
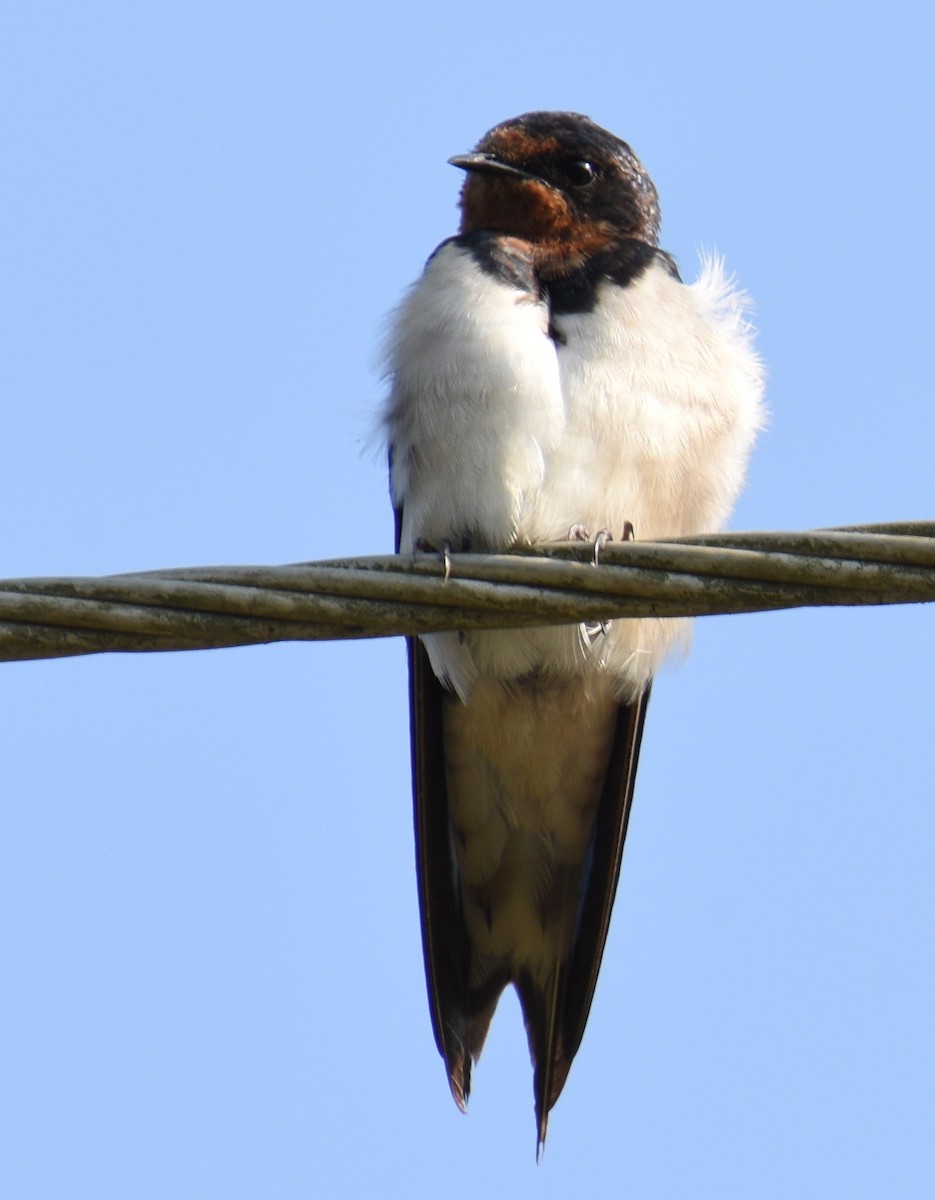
[381,110,765,1151]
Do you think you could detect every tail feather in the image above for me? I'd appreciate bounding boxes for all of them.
[518,693,650,1153]
[409,617,651,1150]
[515,967,571,1155]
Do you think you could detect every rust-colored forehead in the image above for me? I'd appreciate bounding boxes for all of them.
[478,126,561,161]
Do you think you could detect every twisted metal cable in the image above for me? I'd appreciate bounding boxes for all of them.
[0,522,932,663]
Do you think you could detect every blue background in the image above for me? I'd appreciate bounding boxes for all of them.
[2,3,934,1195]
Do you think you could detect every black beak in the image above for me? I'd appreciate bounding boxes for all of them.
[448,152,534,181]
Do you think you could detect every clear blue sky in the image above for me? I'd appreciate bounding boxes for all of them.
[3,3,934,1196]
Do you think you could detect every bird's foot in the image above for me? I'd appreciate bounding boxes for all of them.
[414,533,473,581]
[567,524,614,566]
[568,525,616,641]
[570,524,637,643]
[414,536,454,581]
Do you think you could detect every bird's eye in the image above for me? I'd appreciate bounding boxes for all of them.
[564,159,598,187]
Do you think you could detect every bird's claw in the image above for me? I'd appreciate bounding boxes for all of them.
[572,523,636,641]
[591,528,613,566]
[566,524,614,565]
[414,536,454,581]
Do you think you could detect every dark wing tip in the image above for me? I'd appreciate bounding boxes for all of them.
[533,1053,565,1159]
[560,690,651,1062]
[522,689,652,1153]
[447,1053,470,1114]
[515,969,570,1158]
[536,1113,549,1162]
[411,636,509,1118]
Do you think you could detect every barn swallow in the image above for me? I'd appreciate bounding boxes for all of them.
[382,111,765,1150]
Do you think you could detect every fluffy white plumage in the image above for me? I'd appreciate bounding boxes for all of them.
[384,240,765,700]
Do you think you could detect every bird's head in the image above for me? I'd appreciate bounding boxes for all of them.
[450,111,660,275]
